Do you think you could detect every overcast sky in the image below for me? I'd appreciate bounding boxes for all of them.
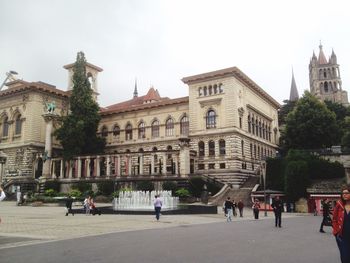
[1,0,349,107]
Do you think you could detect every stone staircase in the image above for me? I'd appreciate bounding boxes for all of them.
[208,176,260,207]
[204,169,257,189]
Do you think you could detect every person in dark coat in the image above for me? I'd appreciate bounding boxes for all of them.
[237,200,244,217]
[320,199,332,233]
[65,196,74,216]
[332,185,350,263]
[271,196,283,227]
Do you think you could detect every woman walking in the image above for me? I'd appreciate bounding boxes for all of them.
[252,199,260,219]
[332,184,350,263]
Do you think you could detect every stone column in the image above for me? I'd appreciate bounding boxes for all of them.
[116,156,121,177]
[86,158,91,178]
[151,154,155,175]
[139,154,144,176]
[68,161,73,179]
[128,155,132,176]
[60,159,64,179]
[96,156,100,177]
[174,155,179,175]
[77,158,82,178]
[106,155,111,178]
[179,138,190,177]
[162,153,167,175]
[42,113,57,178]
[52,160,56,179]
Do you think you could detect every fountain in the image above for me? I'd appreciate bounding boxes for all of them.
[113,190,179,211]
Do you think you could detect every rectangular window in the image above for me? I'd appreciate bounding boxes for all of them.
[209,163,215,169]
[198,164,205,170]
[219,163,226,169]
[239,117,242,129]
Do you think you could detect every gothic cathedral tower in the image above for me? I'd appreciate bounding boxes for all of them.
[309,43,349,106]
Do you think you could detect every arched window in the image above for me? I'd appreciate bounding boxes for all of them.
[208,140,215,156]
[113,125,120,137]
[203,87,207,96]
[165,118,174,137]
[151,120,159,138]
[138,122,145,139]
[206,110,216,129]
[219,83,223,93]
[324,82,329,92]
[259,121,262,137]
[180,115,189,136]
[2,116,9,137]
[198,141,205,157]
[252,116,255,135]
[101,126,108,137]
[219,139,225,155]
[198,87,202,97]
[214,84,218,94]
[323,69,327,78]
[255,119,258,135]
[125,124,132,140]
[167,145,172,159]
[209,85,212,95]
[15,114,22,135]
[139,148,144,152]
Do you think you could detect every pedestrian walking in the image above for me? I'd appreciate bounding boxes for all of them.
[224,197,234,222]
[319,199,332,233]
[332,184,350,263]
[154,195,163,221]
[84,196,91,215]
[0,187,6,223]
[271,196,283,227]
[252,199,260,219]
[238,200,244,217]
[65,195,74,216]
[232,199,237,217]
[312,199,318,216]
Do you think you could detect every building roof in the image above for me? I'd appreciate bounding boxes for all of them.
[289,70,299,101]
[63,62,103,72]
[0,80,68,98]
[181,66,280,108]
[100,87,188,115]
[318,44,328,65]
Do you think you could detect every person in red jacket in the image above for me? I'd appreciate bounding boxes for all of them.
[332,184,350,263]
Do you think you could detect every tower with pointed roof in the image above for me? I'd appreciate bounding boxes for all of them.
[289,70,299,101]
[133,79,138,98]
[309,43,348,105]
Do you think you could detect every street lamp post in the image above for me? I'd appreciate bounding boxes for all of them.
[0,71,18,91]
[261,159,267,217]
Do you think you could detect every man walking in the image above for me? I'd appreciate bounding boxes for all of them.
[238,200,244,217]
[271,196,283,227]
[65,195,74,216]
[0,187,6,223]
[224,197,234,222]
[154,195,163,221]
[320,199,332,233]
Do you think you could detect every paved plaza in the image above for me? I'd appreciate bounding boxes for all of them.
[0,201,340,263]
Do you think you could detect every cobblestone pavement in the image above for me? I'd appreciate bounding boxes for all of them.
[0,201,304,249]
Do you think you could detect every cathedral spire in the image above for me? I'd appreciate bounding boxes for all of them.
[133,78,138,98]
[289,69,299,102]
[318,42,328,64]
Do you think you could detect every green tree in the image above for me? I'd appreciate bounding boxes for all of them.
[284,160,309,202]
[55,52,105,160]
[284,92,339,150]
[341,117,350,151]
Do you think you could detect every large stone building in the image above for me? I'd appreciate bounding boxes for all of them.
[0,62,280,192]
[309,43,349,106]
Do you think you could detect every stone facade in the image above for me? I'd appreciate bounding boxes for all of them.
[0,63,280,189]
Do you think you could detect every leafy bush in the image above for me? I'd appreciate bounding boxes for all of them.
[112,191,119,198]
[69,189,82,198]
[97,180,114,195]
[175,188,191,198]
[136,181,154,191]
[162,181,177,194]
[72,181,92,193]
[284,160,309,202]
[44,180,60,192]
[44,189,57,197]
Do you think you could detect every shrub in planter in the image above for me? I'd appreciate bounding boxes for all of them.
[72,181,92,193]
[45,189,57,197]
[69,189,82,198]
[162,181,177,194]
[175,188,191,198]
[97,180,114,196]
[44,180,60,192]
